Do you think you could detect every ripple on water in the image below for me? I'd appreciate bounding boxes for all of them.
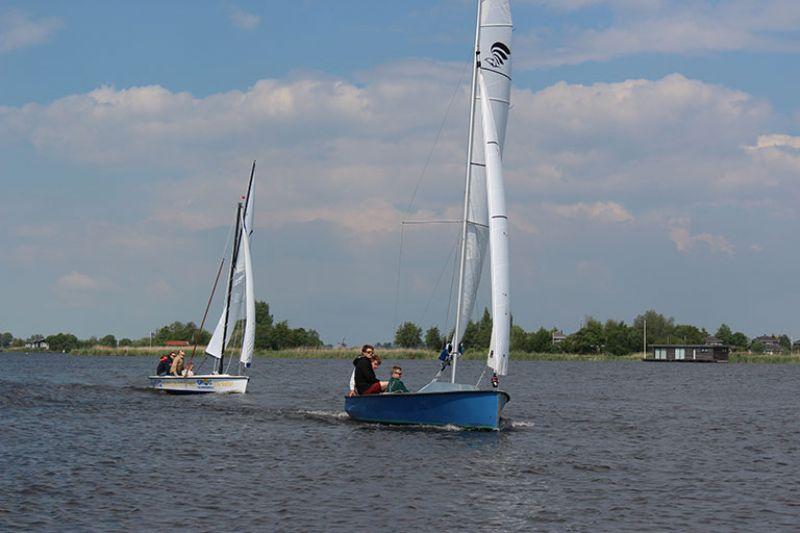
[2,355,800,532]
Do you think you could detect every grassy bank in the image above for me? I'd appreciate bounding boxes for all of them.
[729,353,800,364]
[30,346,800,363]
[67,345,641,361]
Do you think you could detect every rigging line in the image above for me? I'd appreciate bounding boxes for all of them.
[419,233,461,327]
[444,230,461,342]
[401,220,462,225]
[402,60,470,216]
[393,61,469,335]
[392,223,406,328]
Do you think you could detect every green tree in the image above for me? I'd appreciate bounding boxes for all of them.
[729,332,749,349]
[462,308,492,350]
[510,325,528,352]
[0,332,12,348]
[715,324,734,345]
[571,317,605,354]
[100,334,117,347]
[529,327,553,353]
[424,326,443,351]
[119,338,133,347]
[672,324,706,344]
[150,321,210,345]
[394,321,422,348]
[45,333,79,352]
[254,300,275,349]
[779,334,791,353]
[751,340,765,354]
[632,310,675,344]
[604,319,632,355]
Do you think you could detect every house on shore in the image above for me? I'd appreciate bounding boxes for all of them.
[165,340,190,347]
[644,341,730,363]
[24,339,50,351]
[753,335,781,354]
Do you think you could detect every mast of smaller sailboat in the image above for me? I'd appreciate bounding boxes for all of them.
[205,162,256,374]
[451,0,484,383]
[219,201,243,374]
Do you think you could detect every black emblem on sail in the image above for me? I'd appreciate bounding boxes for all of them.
[484,42,510,68]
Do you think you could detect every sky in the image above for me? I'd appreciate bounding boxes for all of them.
[1,0,799,345]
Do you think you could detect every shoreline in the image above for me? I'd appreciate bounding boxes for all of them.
[4,346,800,363]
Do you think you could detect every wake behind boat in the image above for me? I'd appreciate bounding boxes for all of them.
[149,162,257,395]
[345,0,514,430]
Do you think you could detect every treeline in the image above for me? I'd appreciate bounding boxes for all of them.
[1,300,322,353]
[393,309,776,355]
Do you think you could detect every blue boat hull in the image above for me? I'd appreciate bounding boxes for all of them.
[344,389,510,430]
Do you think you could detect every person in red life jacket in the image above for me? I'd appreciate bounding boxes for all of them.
[353,350,387,395]
[156,353,171,376]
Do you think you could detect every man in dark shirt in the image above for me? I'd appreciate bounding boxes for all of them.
[350,345,387,395]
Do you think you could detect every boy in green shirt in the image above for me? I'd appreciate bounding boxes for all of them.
[386,365,410,393]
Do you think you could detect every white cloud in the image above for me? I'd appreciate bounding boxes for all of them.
[229,7,260,30]
[0,10,62,54]
[668,219,735,255]
[56,271,104,292]
[519,0,800,67]
[53,271,110,307]
[549,201,634,223]
[748,133,800,151]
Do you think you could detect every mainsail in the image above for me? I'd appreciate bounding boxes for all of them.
[452,0,512,365]
[239,210,256,367]
[206,164,256,364]
[478,71,510,376]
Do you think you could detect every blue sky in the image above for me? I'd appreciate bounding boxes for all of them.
[2,0,800,344]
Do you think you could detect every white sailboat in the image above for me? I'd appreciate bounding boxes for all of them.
[345,0,513,429]
[149,163,257,394]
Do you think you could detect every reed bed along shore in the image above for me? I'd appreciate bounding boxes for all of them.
[62,345,642,362]
[13,346,800,363]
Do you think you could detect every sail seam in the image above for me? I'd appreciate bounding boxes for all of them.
[480,68,511,81]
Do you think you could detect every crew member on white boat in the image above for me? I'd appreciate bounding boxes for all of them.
[170,350,185,376]
[181,361,195,377]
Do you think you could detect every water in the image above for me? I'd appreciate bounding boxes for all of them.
[2,354,799,532]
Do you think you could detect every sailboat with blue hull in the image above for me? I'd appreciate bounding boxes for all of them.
[345,0,514,430]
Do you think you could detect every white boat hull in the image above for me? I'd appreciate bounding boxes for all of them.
[148,374,249,394]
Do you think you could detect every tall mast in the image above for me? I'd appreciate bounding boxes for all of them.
[451,0,483,383]
[220,201,243,374]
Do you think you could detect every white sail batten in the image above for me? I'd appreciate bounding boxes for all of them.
[478,70,510,376]
[240,212,256,366]
[453,0,512,350]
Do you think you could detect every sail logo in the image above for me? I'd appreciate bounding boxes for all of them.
[485,42,511,68]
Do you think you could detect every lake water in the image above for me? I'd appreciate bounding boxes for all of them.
[2,353,799,531]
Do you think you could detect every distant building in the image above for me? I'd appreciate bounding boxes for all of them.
[704,336,723,346]
[165,340,190,347]
[753,335,781,354]
[24,339,49,351]
[551,330,566,344]
[645,340,729,363]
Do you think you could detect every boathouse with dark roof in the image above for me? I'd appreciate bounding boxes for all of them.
[645,343,730,362]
